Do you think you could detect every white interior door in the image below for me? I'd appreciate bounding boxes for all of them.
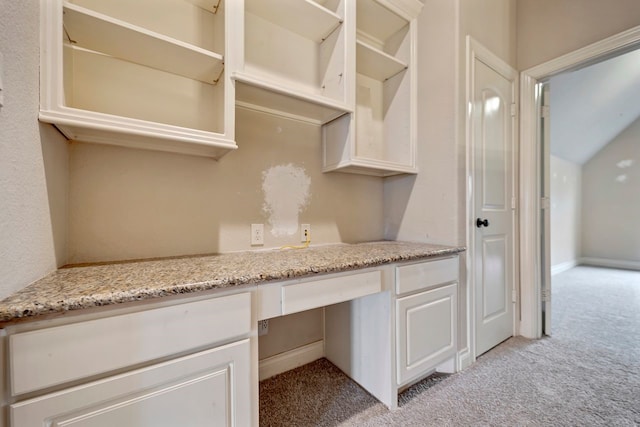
[470,41,517,357]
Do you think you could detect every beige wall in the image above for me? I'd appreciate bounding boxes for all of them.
[582,117,640,264]
[517,0,640,70]
[384,0,459,246]
[550,155,582,269]
[0,1,68,299]
[68,108,384,264]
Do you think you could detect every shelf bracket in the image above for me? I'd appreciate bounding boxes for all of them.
[212,63,225,85]
[63,24,77,44]
[212,0,222,14]
[384,66,408,82]
[321,20,344,43]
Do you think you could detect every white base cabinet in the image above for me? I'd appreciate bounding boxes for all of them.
[5,292,255,427]
[1,253,461,424]
[10,340,250,427]
[324,255,459,409]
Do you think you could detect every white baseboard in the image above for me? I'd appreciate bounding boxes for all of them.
[580,257,640,271]
[457,349,473,371]
[551,260,578,276]
[259,340,324,381]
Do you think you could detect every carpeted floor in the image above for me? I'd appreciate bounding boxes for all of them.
[259,266,640,426]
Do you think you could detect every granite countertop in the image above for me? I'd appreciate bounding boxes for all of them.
[0,241,464,324]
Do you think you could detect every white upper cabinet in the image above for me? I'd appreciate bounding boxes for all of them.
[323,0,423,176]
[39,0,423,170]
[231,0,353,125]
[40,0,236,158]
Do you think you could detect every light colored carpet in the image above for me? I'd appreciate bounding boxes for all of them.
[259,266,640,426]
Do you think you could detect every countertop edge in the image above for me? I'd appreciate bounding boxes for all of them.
[0,243,465,325]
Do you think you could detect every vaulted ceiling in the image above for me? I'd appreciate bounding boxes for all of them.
[549,48,640,165]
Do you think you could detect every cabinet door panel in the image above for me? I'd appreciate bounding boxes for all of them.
[11,339,251,427]
[396,284,457,386]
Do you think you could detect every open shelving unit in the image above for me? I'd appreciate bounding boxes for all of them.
[323,0,423,176]
[40,0,236,158]
[232,0,352,125]
[40,0,425,172]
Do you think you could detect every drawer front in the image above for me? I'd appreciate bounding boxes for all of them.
[396,283,457,386]
[396,256,458,295]
[11,339,251,427]
[10,292,251,396]
[281,270,382,315]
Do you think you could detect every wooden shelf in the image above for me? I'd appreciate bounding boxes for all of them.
[245,0,342,43]
[323,157,418,177]
[233,72,352,125]
[63,2,224,84]
[356,40,407,81]
[356,0,409,47]
[39,106,236,159]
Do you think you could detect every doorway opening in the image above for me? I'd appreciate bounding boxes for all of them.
[520,25,640,338]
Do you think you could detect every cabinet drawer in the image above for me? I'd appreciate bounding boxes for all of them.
[255,270,382,319]
[11,339,251,427]
[282,270,382,315]
[9,292,251,396]
[396,256,458,295]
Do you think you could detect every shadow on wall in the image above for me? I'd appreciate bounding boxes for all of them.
[382,173,418,241]
[39,123,70,267]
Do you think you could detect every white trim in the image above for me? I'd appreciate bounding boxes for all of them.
[580,257,640,271]
[465,36,518,364]
[258,340,324,381]
[551,260,578,276]
[456,348,472,371]
[519,25,640,339]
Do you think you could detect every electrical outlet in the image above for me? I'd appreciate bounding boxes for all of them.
[258,319,269,336]
[301,224,311,243]
[251,224,264,246]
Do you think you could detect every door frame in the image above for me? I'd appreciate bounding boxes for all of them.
[519,25,640,339]
[464,36,518,368]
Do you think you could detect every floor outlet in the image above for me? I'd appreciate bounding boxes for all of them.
[258,319,269,336]
[301,224,311,243]
[251,224,264,246]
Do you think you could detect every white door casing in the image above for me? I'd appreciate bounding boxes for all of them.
[466,37,518,359]
[519,25,640,339]
[541,84,552,335]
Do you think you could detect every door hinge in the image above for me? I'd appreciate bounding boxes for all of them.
[541,105,550,119]
[511,197,517,210]
[510,103,517,117]
[512,289,517,303]
[541,289,551,302]
[541,197,550,210]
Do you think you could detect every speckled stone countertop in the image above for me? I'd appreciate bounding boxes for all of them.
[0,241,464,324]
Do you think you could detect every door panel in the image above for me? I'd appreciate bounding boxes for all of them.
[482,235,508,321]
[481,90,507,210]
[472,53,516,358]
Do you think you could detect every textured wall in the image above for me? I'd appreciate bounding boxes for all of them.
[517,0,640,70]
[582,117,640,263]
[550,155,582,268]
[68,107,384,264]
[0,1,68,299]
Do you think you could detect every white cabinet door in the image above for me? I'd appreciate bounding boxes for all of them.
[10,339,251,427]
[396,283,457,386]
